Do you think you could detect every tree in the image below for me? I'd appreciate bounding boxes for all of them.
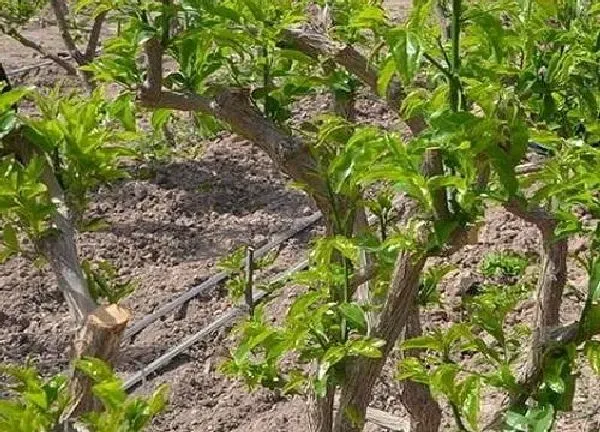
[4,0,600,431]
[0,77,140,425]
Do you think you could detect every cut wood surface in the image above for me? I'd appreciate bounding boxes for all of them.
[70,304,130,415]
[123,212,322,339]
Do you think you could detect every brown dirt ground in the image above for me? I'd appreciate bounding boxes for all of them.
[1,3,599,431]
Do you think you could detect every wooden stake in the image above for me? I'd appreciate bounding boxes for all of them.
[245,247,255,316]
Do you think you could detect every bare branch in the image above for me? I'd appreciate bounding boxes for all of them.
[143,37,163,99]
[349,263,378,298]
[282,28,429,135]
[283,29,376,89]
[84,12,106,62]
[50,0,83,63]
[6,28,78,75]
[515,162,543,175]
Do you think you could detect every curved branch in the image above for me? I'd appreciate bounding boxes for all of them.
[140,38,328,203]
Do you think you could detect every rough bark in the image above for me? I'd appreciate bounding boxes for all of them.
[49,0,82,62]
[335,251,427,432]
[281,28,404,110]
[68,304,130,415]
[36,209,97,325]
[4,130,97,324]
[504,199,568,378]
[353,209,377,334]
[309,386,336,432]
[332,89,356,122]
[139,38,330,208]
[48,0,99,89]
[399,307,442,432]
[422,148,450,220]
[84,12,106,62]
[529,224,568,370]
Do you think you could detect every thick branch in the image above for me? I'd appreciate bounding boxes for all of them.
[282,28,430,135]
[84,12,106,62]
[485,321,583,430]
[309,386,335,432]
[400,307,442,432]
[50,0,83,63]
[335,251,427,432]
[495,197,568,430]
[141,88,324,194]
[6,29,77,75]
[68,304,130,417]
[143,37,163,100]
[503,198,556,228]
[282,28,404,108]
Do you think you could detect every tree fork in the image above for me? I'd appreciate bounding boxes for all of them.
[335,251,427,432]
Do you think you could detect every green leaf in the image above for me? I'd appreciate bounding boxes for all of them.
[151,109,172,132]
[75,357,116,383]
[110,93,136,131]
[396,357,429,384]
[338,303,367,333]
[401,334,444,353]
[505,411,530,431]
[346,338,385,358]
[2,224,19,252]
[147,384,169,415]
[0,111,17,138]
[588,258,600,304]
[430,363,459,400]
[386,28,422,82]
[585,341,600,375]
[0,87,30,112]
[459,376,480,430]
[92,379,127,410]
[377,57,396,98]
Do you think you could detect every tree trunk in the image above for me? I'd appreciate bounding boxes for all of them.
[309,386,336,432]
[334,251,426,432]
[58,304,130,429]
[526,225,568,380]
[504,201,568,405]
[37,218,97,325]
[399,307,442,432]
[4,129,97,324]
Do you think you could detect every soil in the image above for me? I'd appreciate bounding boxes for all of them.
[1,4,599,432]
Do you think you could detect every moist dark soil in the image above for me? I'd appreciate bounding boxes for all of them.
[1,3,599,431]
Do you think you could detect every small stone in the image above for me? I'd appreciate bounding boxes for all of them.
[134,183,148,200]
[253,234,267,247]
